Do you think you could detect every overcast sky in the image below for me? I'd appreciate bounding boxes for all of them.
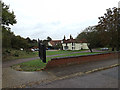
[2,0,119,40]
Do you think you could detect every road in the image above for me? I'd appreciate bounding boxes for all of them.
[29,66,119,88]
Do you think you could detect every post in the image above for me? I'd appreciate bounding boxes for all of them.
[38,39,46,63]
[42,44,46,63]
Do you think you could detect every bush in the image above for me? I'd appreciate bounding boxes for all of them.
[14,54,19,57]
[5,49,11,53]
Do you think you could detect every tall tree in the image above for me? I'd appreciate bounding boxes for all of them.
[76,26,102,48]
[1,1,17,48]
[2,1,17,27]
[96,7,120,51]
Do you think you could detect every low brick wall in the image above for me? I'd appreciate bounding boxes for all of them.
[45,52,119,69]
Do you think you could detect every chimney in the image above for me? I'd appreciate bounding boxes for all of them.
[63,35,66,40]
[70,34,73,39]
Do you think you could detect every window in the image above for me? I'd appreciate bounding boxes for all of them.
[72,47,73,50]
[72,43,75,46]
[72,47,75,50]
[64,46,68,50]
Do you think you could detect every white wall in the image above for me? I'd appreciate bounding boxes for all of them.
[75,43,82,50]
[62,43,89,50]
[48,42,52,46]
[81,43,89,49]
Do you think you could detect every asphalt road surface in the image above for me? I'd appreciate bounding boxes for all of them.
[29,66,119,88]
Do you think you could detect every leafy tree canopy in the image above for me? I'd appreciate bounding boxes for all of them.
[77,7,120,51]
[1,1,17,27]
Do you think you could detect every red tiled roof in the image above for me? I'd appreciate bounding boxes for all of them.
[49,38,87,45]
[31,46,38,49]
[49,40,61,46]
[63,38,87,43]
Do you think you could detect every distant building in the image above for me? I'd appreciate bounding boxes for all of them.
[48,35,89,50]
[30,46,39,51]
[48,40,62,46]
[62,35,89,50]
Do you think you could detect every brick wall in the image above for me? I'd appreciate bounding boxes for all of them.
[45,52,119,69]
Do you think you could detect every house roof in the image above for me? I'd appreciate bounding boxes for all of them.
[63,38,87,43]
[31,46,38,49]
[62,35,88,43]
[49,35,88,46]
[49,40,61,46]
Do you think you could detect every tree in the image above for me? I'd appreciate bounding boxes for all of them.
[1,1,17,49]
[76,26,103,48]
[1,1,17,27]
[1,1,33,50]
[2,27,14,48]
[96,7,120,51]
[26,37,32,43]
[11,35,29,49]
[26,38,38,48]
[77,7,120,51]
[47,36,52,42]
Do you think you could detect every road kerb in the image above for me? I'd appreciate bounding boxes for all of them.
[85,64,119,74]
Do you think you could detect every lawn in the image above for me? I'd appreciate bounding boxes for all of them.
[34,49,89,56]
[12,51,103,71]
[3,49,89,62]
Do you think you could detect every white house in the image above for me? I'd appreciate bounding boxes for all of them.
[62,35,89,50]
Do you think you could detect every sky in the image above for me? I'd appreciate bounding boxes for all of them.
[2,0,119,40]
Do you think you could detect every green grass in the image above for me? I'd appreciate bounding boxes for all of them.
[2,49,38,62]
[46,50,72,55]
[12,59,47,71]
[12,52,103,71]
[53,52,101,57]
[3,49,90,62]
[34,49,89,56]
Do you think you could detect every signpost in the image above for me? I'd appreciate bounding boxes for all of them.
[38,39,46,63]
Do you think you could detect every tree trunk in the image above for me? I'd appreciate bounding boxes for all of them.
[88,46,93,52]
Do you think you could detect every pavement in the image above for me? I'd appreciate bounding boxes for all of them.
[2,67,56,88]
